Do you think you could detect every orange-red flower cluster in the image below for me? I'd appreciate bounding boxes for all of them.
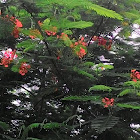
[76,47,86,59]
[19,62,31,76]
[38,20,87,59]
[45,26,57,36]
[12,18,23,38]
[0,57,11,67]
[57,33,69,40]
[38,20,57,36]
[10,17,23,28]
[130,69,140,82]
[3,15,23,38]
[92,36,112,50]
[102,97,114,108]
[70,37,87,48]
[38,20,43,26]
[70,37,87,59]
[0,49,30,76]
[0,49,17,67]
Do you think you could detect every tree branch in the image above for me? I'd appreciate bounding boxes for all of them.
[20,0,72,91]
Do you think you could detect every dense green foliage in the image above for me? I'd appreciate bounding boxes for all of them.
[0,0,140,140]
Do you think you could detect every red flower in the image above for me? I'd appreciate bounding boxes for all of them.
[71,37,87,48]
[137,74,140,80]
[105,39,112,50]
[76,47,86,59]
[92,36,98,41]
[133,79,137,82]
[9,16,23,28]
[74,42,79,46]
[0,57,11,67]
[130,69,140,82]
[45,27,57,36]
[9,16,22,38]
[59,33,68,39]
[80,36,84,41]
[29,35,35,39]
[98,37,107,46]
[45,30,56,36]
[19,63,31,76]
[38,20,43,26]
[131,69,136,73]
[57,56,60,60]
[102,97,114,108]
[93,36,112,50]
[105,44,112,51]
[14,19,23,28]
[77,37,87,46]
[12,27,19,38]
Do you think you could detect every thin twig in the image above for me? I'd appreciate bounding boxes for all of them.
[20,85,35,96]
[87,17,104,47]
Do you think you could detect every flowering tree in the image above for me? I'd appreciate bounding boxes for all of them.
[0,0,140,140]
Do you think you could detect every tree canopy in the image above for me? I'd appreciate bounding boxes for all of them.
[0,0,140,140]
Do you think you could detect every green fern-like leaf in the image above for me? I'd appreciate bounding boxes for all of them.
[49,18,93,29]
[134,18,140,24]
[62,95,101,101]
[18,9,30,17]
[21,29,43,40]
[21,122,62,140]
[0,134,15,140]
[123,11,140,20]
[91,116,119,133]
[136,92,140,96]
[11,65,20,72]
[73,67,94,79]
[89,85,112,92]
[0,121,10,131]
[102,65,114,70]
[97,63,114,70]
[0,18,13,39]
[27,138,41,140]
[83,62,95,67]
[123,81,140,89]
[16,39,37,52]
[43,122,62,129]
[117,103,140,109]
[128,0,140,3]
[63,21,93,29]
[16,40,33,48]
[63,37,73,47]
[63,30,73,35]
[85,3,123,20]
[118,89,136,96]
[35,0,123,20]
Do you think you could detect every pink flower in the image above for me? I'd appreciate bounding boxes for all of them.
[0,49,17,67]
[2,49,17,59]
